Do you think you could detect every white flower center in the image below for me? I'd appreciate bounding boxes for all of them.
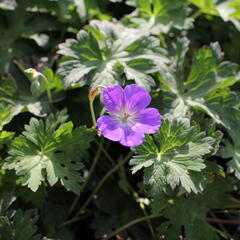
[117,108,136,124]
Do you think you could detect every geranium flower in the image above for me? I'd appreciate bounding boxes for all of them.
[97,84,161,147]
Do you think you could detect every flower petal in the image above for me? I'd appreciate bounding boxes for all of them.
[124,84,151,112]
[119,126,145,147]
[97,115,123,141]
[103,85,124,114]
[132,108,161,134]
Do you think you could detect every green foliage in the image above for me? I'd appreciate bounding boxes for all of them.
[0,209,43,240]
[157,179,234,240]
[127,0,193,34]
[0,72,53,130]
[57,20,168,90]
[0,0,60,74]
[189,0,240,30]
[3,110,95,194]
[130,115,219,195]
[221,129,240,179]
[91,181,150,240]
[0,0,240,239]
[0,131,14,149]
[159,38,240,130]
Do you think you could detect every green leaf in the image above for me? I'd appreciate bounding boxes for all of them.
[0,73,52,129]
[57,20,168,90]
[91,180,150,240]
[220,129,240,179]
[127,0,193,34]
[130,115,216,195]
[189,0,240,31]
[0,209,41,240]
[156,178,234,240]
[0,131,14,149]
[3,110,95,194]
[159,38,240,131]
[0,190,16,216]
[0,0,59,74]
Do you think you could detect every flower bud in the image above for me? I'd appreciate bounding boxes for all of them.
[24,68,41,81]
[88,87,99,103]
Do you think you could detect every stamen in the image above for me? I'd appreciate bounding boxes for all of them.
[124,113,131,119]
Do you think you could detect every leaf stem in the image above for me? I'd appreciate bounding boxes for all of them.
[191,9,202,19]
[40,73,53,105]
[103,214,161,240]
[209,213,232,239]
[89,99,97,128]
[76,151,133,216]
[95,139,115,165]
[68,138,104,215]
[60,212,93,228]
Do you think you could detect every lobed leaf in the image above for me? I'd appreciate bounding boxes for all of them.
[159,38,240,131]
[57,20,168,90]
[130,115,217,194]
[3,110,95,194]
[156,178,234,240]
[126,0,194,34]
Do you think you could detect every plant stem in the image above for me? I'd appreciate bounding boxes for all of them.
[76,151,133,216]
[103,214,161,240]
[68,138,104,215]
[207,218,240,225]
[95,139,115,165]
[213,209,240,214]
[89,99,97,128]
[60,212,92,228]
[142,205,155,237]
[209,213,232,239]
[224,203,240,209]
[191,9,202,19]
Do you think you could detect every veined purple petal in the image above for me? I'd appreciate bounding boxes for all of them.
[103,85,124,114]
[132,108,161,134]
[97,115,123,141]
[124,84,151,112]
[119,126,145,147]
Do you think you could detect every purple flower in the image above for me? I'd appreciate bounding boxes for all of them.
[97,84,161,147]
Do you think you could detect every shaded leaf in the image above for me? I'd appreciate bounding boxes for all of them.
[156,178,234,240]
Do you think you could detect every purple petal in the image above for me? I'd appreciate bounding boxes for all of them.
[119,126,145,147]
[103,85,124,114]
[132,108,161,134]
[97,115,123,141]
[124,84,151,112]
